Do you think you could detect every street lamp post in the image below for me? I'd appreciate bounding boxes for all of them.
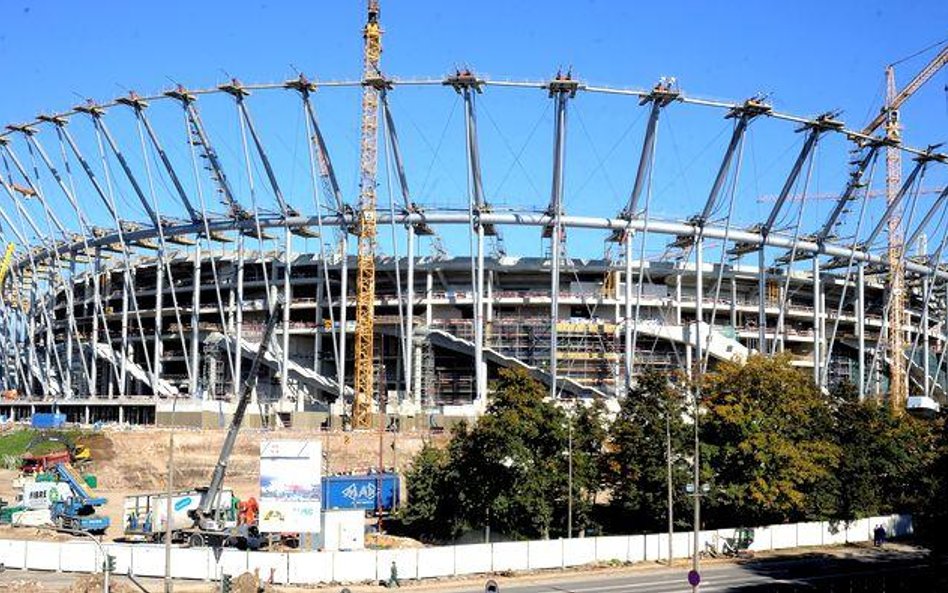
[685,480,711,591]
[46,527,109,593]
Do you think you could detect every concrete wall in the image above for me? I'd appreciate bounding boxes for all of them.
[0,514,912,585]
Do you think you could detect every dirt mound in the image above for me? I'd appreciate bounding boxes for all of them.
[0,579,47,592]
[66,574,134,593]
[79,432,115,463]
[232,571,274,593]
[367,532,425,549]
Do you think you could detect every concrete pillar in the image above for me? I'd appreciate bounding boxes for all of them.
[730,269,738,330]
[812,257,821,386]
[624,232,634,391]
[695,238,704,377]
[90,248,100,398]
[120,269,130,398]
[235,235,245,399]
[190,243,202,398]
[152,254,165,399]
[857,263,866,399]
[65,261,75,397]
[405,228,415,407]
[758,248,767,353]
[283,229,294,408]
[425,270,433,327]
[923,276,931,397]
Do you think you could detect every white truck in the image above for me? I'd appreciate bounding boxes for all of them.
[123,488,237,543]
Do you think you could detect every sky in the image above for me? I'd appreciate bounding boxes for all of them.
[1,1,947,263]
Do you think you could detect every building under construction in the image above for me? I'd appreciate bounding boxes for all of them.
[0,7,947,425]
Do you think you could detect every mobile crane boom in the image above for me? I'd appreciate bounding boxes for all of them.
[195,295,284,526]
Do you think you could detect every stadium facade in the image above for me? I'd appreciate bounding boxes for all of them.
[0,76,945,425]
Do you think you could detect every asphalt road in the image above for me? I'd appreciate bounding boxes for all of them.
[414,550,933,593]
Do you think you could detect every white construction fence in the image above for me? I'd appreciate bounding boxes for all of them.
[0,514,912,585]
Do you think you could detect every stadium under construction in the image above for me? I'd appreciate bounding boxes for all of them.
[0,65,946,427]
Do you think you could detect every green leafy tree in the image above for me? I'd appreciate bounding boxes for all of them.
[605,369,691,532]
[398,442,460,541]
[700,354,839,527]
[823,391,939,523]
[566,399,609,534]
[915,416,948,551]
[452,368,570,539]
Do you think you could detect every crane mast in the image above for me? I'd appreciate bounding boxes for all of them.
[860,44,948,409]
[884,66,906,410]
[353,0,382,429]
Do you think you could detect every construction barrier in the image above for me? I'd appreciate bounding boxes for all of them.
[0,514,913,585]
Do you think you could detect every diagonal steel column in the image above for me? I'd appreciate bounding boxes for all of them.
[546,73,578,399]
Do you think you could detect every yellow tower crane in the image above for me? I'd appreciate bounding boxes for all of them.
[353,0,383,429]
[860,43,948,410]
[0,243,14,299]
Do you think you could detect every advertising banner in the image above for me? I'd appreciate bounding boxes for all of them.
[259,440,322,533]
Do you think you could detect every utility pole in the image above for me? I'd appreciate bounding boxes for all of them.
[666,395,674,565]
[164,428,174,592]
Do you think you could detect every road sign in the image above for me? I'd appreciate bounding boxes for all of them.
[688,570,701,586]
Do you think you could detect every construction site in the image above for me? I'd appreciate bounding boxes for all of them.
[0,0,946,590]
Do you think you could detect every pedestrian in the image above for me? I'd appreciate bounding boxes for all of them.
[873,524,884,547]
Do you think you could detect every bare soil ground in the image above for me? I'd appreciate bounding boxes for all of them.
[0,426,445,543]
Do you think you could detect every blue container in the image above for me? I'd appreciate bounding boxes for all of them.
[31,413,66,429]
[322,473,400,511]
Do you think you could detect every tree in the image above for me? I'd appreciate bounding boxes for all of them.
[915,415,948,551]
[566,399,609,535]
[398,442,459,541]
[823,391,939,523]
[451,368,570,539]
[700,354,839,527]
[605,369,691,533]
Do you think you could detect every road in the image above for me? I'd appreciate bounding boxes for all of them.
[0,547,934,592]
[403,549,932,593]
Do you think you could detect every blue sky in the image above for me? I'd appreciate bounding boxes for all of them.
[1,1,947,263]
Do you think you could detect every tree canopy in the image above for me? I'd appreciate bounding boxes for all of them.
[396,358,946,544]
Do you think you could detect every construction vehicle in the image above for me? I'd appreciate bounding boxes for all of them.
[180,296,284,549]
[122,488,237,543]
[47,462,110,534]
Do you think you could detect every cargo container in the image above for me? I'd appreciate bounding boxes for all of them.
[322,473,400,511]
[123,488,236,542]
[17,481,72,510]
[30,413,66,429]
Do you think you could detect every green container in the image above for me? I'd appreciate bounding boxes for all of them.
[83,474,97,489]
[0,505,25,524]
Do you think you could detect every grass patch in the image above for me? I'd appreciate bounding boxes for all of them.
[0,428,90,458]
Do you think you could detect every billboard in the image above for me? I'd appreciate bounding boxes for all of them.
[259,440,322,533]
